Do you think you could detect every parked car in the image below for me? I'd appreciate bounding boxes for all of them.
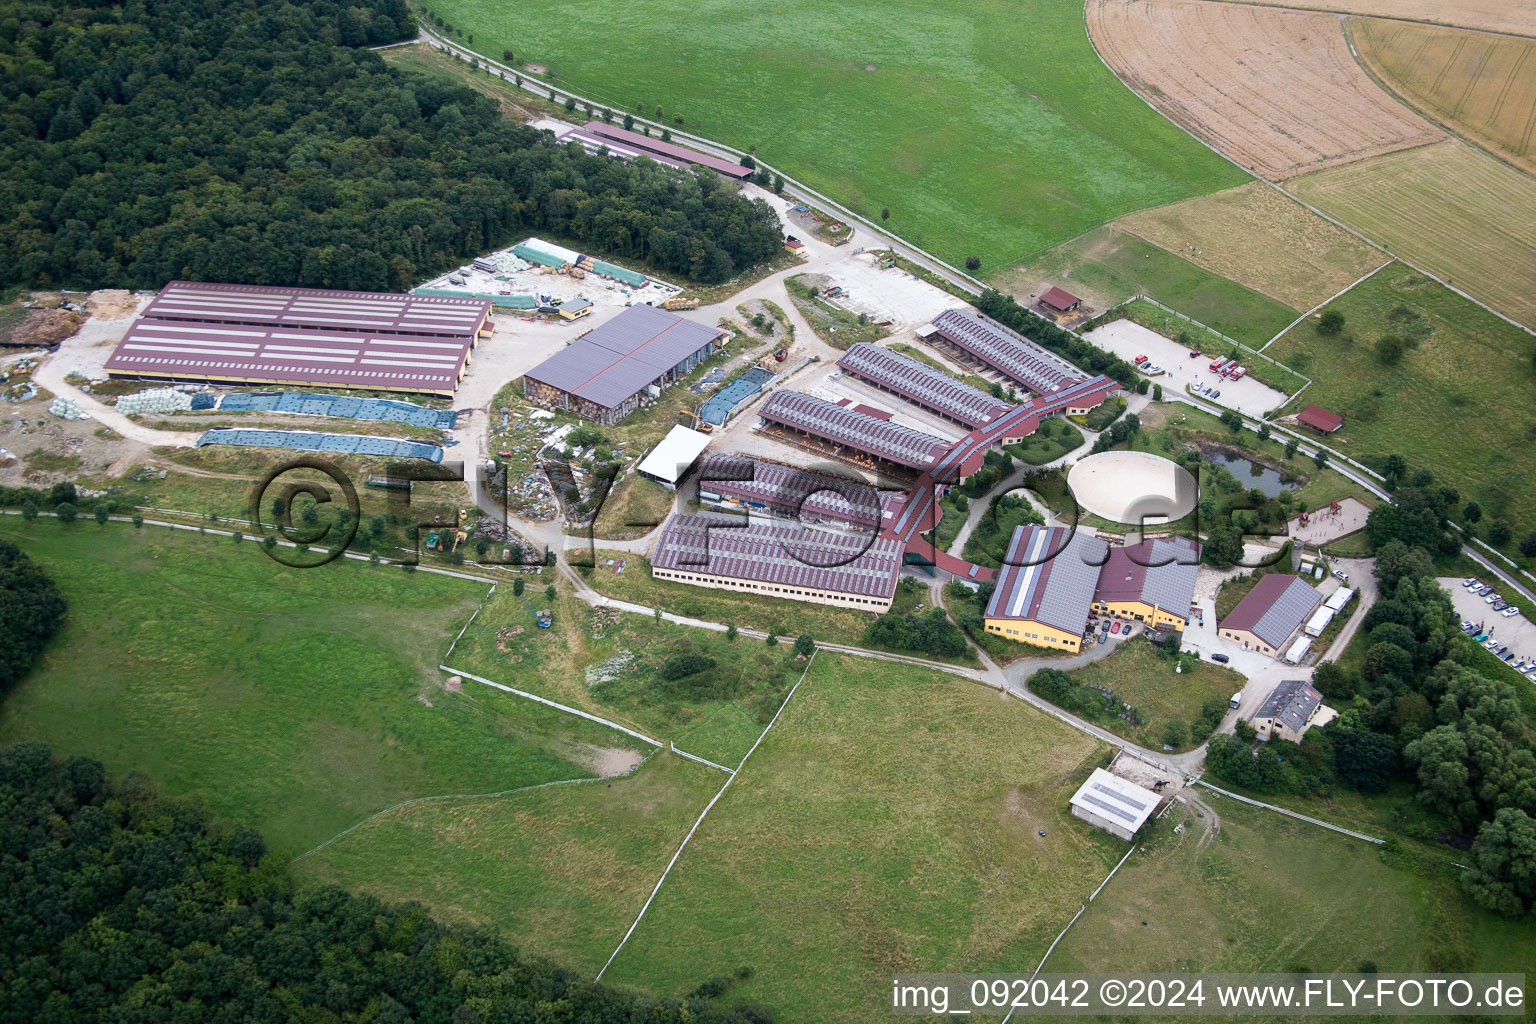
[1111,621,1121,634]
[1462,621,1477,632]
[1210,389,1221,398]
[1502,651,1517,662]
[1464,577,1480,588]
[1212,653,1230,663]
[1333,569,1349,582]
[1200,386,1213,396]
[1492,600,1508,611]
[1502,606,1521,618]
[1485,639,1502,650]
[1478,585,1495,596]
[1486,593,1503,604]
[1134,354,1148,365]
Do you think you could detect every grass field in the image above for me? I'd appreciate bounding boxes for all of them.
[448,584,806,767]
[1004,417,1084,465]
[1061,640,1243,752]
[1353,19,1536,176]
[994,226,1299,346]
[603,654,1118,1022]
[1117,182,1391,310]
[591,473,674,540]
[296,750,721,974]
[424,0,1246,271]
[1267,264,1536,549]
[1051,795,1536,977]
[0,525,636,853]
[1288,140,1536,328]
[888,342,995,394]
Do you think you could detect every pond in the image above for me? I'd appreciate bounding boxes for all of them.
[1202,451,1298,498]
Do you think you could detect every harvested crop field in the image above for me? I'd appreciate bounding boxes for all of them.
[1204,0,1536,38]
[1087,0,1442,179]
[1288,139,1536,326]
[1118,181,1390,308]
[1352,18,1536,175]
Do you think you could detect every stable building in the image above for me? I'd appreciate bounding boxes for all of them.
[104,281,492,397]
[1069,768,1158,841]
[523,305,728,424]
[1218,574,1323,657]
[984,525,1109,652]
[1297,405,1344,434]
[1091,536,1201,631]
[1037,286,1082,315]
[650,511,902,611]
[836,342,1012,430]
[919,308,1085,396]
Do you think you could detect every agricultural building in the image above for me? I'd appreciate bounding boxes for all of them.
[1297,405,1344,434]
[756,390,953,475]
[1037,286,1082,314]
[105,281,490,397]
[1090,536,1201,631]
[785,237,806,255]
[1218,574,1323,656]
[919,308,1084,395]
[556,122,754,180]
[636,425,713,489]
[836,343,1012,429]
[650,511,902,611]
[1250,679,1325,742]
[1069,768,1158,841]
[984,525,1109,652]
[522,305,729,424]
[695,453,902,530]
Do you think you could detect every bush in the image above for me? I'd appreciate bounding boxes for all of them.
[661,653,715,680]
[864,608,969,660]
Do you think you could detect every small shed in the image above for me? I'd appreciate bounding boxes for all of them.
[784,237,806,255]
[636,425,713,489]
[558,297,593,321]
[1297,405,1343,434]
[1069,768,1158,842]
[1038,286,1082,314]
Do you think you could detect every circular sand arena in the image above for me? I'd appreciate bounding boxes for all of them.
[1066,451,1197,525]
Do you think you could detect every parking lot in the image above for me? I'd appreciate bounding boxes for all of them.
[1083,319,1289,417]
[1440,576,1536,686]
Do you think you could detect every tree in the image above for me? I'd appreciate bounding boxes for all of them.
[1520,531,1536,559]
[765,630,777,646]
[564,96,576,113]
[1162,721,1189,749]
[1383,454,1407,479]
[1284,438,1300,460]
[0,541,68,691]
[1463,501,1482,524]
[545,584,556,601]
[881,207,890,221]
[473,535,490,558]
[20,500,36,524]
[54,502,76,524]
[1331,729,1397,792]
[965,256,981,271]
[1312,448,1329,470]
[1488,519,1513,546]
[1374,333,1404,365]
[1220,410,1243,433]
[654,105,664,119]
[1152,383,1162,401]
[1234,719,1257,742]
[1465,808,1536,916]
[93,504,110,526]
[623,112,635,131]
[503,49,514,62]
[1317,310,1346,336]
[793,633,815,657]
[1257,423,1271,442]
[512,578,524,596]
[740,154,756,170]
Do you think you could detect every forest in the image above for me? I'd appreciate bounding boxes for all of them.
[0,538,65,691]
[0,743,775,1023]
[0,0,784,291]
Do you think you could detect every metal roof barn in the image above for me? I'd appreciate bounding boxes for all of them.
[1069,768,1158,841]
[696,453,896,529]
[836,342,1012,429]
[651,511,902,599]
[926,308,1085,395]
[523,305,727,417]
[141,281,489,338]
[570,122,754,180]
[756,390,953,470]
[1093,536,1201,614]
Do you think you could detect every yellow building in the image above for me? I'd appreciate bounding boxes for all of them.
[1089,537,1201,631]
[984,525,1107,652]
